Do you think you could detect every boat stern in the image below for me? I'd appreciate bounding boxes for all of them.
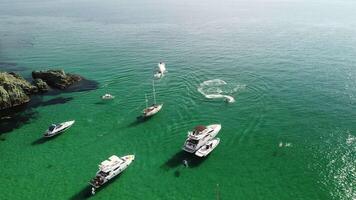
[182,144,196,153]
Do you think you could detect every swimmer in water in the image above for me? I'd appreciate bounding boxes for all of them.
[183,160,189,167]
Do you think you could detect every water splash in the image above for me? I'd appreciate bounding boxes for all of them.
[278,142,292,148]
[197,79,245,103]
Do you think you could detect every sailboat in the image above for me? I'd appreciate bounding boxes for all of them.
[142,80,163,118]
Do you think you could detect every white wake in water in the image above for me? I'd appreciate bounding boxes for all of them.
[197,79,246,103]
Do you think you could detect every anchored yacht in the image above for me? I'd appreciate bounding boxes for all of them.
[43,120,75,137]
[182,124,221,153]
[142,80,163,118]
[90,155,135,195]
[143,104,163,117]
[195,138,220,157]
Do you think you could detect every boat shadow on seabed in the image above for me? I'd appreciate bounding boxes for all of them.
[127,115,152,127]
[69,174,124,200]
[161,150,209,170]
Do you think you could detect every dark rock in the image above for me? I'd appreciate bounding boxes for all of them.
[33,78,50,93]
[0,72,34,110]
[32,69,82,89]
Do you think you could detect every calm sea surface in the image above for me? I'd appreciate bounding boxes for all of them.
[0,0,355,199]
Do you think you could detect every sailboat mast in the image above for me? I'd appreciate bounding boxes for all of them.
[152,79,156,105]
[145,94,148,108]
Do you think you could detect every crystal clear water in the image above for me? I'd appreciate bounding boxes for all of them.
[0,0,355,199]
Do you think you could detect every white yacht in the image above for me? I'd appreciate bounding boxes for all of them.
[182,124,221,153]
[142,80,163,118]
[143,104,163,117]
[90,155,135,195]
[43,120,75,137]
[195,138,220,157]
[102,93,115,100]
[154,62,166,79]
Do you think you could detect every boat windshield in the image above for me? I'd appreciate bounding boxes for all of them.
[49,124,56,131]
[188,139,199,145]
[98,171,109,177]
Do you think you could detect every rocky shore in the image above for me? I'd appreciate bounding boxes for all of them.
[0,69,89,111]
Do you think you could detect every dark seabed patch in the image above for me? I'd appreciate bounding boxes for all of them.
[45,78,99,96]
[0,135,6,141]
[69,173,124,200]
[0,96,73,135]
[69,185,92,200]
[127,116,151,127]
[161,150,208,170]
[31,136,53,145]
[29,96,74,108]
[0,105,38,135]
[0,77,98,135]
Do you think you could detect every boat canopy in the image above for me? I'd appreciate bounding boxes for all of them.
[193,125,207,134]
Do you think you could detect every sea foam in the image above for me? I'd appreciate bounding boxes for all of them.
[197,79,244,103]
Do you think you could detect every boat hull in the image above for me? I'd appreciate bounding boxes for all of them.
[143,104,163,117]
[43,120,75,138]
[195,138,220,157]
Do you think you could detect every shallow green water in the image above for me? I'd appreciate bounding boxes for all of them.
[0,0,355,199]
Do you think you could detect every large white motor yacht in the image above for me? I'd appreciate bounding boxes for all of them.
[90,155,135,195]
[43,120,75,138]
[182,124,221,153]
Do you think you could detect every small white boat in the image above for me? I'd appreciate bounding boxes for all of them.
[102,94,115,100]
[182,124,221,153]
[154,62,166,79]
[195,138,220,157]
[90,155,135,195]
[43,120,75,137]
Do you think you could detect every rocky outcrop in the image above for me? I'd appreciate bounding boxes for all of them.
[0,69,92,111]
[0,72,35,110]
[32,78,50,93]
[32,69,82,89]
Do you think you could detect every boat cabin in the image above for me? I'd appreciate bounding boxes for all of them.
[99,155,124,173]
[48,124,57,131]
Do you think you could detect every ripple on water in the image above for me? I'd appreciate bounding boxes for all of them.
[228,72,271,145]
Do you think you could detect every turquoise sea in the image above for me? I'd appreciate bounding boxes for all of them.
[0,0,355,199]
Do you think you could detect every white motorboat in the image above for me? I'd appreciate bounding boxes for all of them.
[154,62,166,79]
[102,94,115,100]
[195,138,220,157]
[142,80,163,118]
[90,155,135,195]
[182,124,221,153]
[43,120,75,137]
